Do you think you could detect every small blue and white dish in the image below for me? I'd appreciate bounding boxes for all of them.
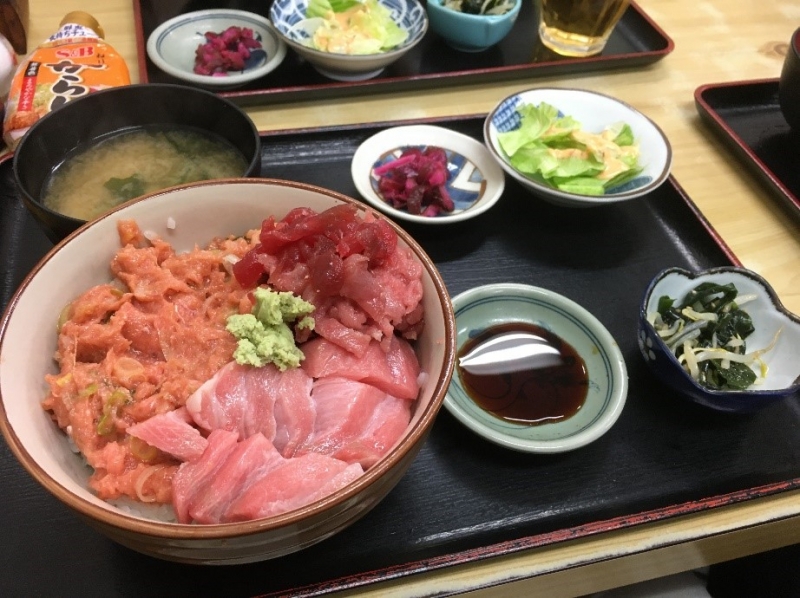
[351,124,505,224]
[446,283,628,453]
[146,9,287,89]
[639,267,800,413]
[483,87,672,208]
[269,0,428,81]
[426,0,521,52]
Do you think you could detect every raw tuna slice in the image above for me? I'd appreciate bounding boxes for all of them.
[332,394,412,469]
[272,379,316,458]
[172,429,239,523]
[185,361,313,442]
[303,462,364,505]
[188,433,284,524]
[301,336,420,400]
[224,452,364,522]
[126,407,207,462]
[299,377,386,460]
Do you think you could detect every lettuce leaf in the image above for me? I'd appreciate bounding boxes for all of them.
[496,101,641,196]
[307,0,360,17]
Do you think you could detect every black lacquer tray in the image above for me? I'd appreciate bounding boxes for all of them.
[695,78,800,220]
[133,0,674,106]
[3,116,800,598]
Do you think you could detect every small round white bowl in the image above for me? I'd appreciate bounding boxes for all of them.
[147,9,287,89]
[0,179,456,564]
[269,0,428,81]
[483,87,672,208]
[351,124,505,224]
[446,283,628,453]
[639,266,800,413]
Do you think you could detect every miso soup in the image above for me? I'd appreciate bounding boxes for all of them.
[42,125,250,221]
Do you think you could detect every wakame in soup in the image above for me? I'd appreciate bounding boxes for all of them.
[42,125,250,220]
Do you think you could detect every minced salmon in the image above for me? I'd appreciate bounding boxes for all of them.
[43,220,258,504]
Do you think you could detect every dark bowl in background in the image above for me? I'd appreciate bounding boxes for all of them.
[779,27,800,130]
[13,83,261,244]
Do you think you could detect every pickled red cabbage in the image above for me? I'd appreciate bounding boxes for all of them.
[194,26,263,76]
[373,146,455,217]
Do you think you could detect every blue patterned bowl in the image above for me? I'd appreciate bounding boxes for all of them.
[638,267,800,413]
[269,0,428,81]
[350,124,505,224]
[445,283,628,453]
[146,9,287,89]
[483,87,672,207]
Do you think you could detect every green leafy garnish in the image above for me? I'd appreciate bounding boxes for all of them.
[104,174,146,202]
[497,101,642,196]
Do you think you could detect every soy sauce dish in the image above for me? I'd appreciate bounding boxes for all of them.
[446,283,628,453]
[351,124,505,224]
[638,267,800,413]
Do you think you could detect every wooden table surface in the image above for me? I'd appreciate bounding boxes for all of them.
[16,0,800,596]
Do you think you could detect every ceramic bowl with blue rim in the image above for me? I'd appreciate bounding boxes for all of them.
[446,283,628,453]
[146,9,287,89]
[269,0,428,81]
[483,87,672,208]
[639,267,800,413]
[351,124,505,224]
[426,0,521,52]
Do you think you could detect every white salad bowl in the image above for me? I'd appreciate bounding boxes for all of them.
[639,266,800,413]
[269,0,428,81]
[351,124,505,224]
[0,179,456,564]
[446,283,628,453]
[146,9,287,89]
[484,87,672,208]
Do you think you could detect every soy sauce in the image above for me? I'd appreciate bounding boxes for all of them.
[457,322,588,425]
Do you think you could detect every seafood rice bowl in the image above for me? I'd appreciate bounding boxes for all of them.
[0,178,456,564]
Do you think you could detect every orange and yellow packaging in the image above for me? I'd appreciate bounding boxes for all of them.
[2,10,130,149]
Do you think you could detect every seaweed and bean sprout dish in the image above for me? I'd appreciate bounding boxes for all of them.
[648,282,781,391]
[443,0,515,15]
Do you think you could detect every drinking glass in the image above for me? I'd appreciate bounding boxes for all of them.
[537,0,631,57]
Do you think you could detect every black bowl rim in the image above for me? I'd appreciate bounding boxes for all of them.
[12,82,262,229]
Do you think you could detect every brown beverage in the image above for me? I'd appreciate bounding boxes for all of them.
[538,0,631,57]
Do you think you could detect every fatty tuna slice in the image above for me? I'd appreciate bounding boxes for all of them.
[224,452,364,522]
[185,361,314,443]
[300,377,411,468]
[299,377,386,460]
[301,336,420,400]
[332,393,412,469]
[126,407,207,463]
[172,429,239,523]
[272,375,316,458]
[188,433,284,524]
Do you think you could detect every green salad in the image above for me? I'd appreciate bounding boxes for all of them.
[497,101,642,196]
[305,0,408,54]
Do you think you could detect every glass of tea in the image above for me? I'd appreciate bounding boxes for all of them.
[537,0,631,57]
